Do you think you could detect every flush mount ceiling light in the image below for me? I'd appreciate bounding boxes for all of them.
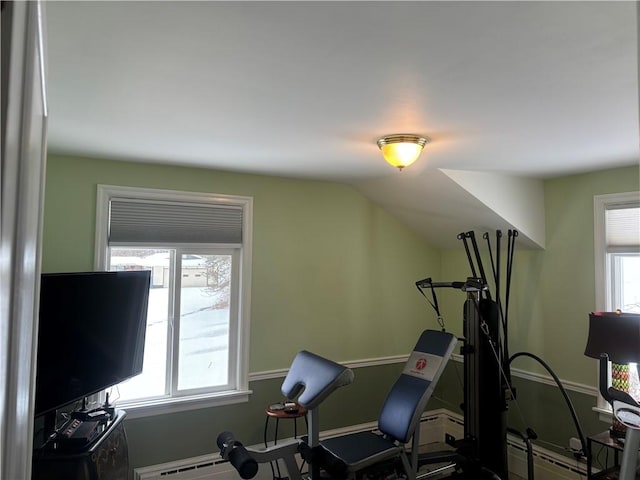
[377,134,430,171]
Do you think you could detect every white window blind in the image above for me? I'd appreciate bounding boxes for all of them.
[108,199,243,245]
[605,206,640,251]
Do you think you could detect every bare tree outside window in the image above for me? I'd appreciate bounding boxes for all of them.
[203,255,232,309]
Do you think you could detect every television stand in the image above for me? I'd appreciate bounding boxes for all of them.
[32,409,129,480]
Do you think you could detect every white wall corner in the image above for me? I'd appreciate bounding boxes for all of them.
[440,169,546,249]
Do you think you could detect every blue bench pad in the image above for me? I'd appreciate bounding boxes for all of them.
[320,431,400,471]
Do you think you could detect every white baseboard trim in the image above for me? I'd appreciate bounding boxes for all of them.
[417,409,587,480]
[134,409,587,480]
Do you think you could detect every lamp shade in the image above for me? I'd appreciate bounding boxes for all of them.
[377,134,429,170]
[585,312,640,364]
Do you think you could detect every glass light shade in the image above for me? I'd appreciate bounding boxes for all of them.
[377,135,429,170]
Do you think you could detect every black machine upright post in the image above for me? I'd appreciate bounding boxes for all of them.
[462,286,481,456]
[462,281,508,480]
[416,267,511,480]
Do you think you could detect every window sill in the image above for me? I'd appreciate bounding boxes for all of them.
[593,405,613,423]
[114,389,252,419]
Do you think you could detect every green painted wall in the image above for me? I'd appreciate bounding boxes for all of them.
[43,155,441,369]
[42,154,441,467]
[539,165,639,382]
[40,155,639,469]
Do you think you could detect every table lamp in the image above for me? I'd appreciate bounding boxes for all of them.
[584,311,640,480]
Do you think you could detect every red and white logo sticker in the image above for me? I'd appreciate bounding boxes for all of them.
[415,357,427,370]
[404,352,442,381]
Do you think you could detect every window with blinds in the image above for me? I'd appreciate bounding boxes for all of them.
[594,191,640,408]
[95,185,253,417]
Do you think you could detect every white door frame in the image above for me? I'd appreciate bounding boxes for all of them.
[1,1,48,478]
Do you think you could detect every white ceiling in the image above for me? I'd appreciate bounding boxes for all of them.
[44,1,639,249]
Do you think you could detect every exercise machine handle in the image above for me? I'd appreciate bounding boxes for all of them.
[217,431,259,479]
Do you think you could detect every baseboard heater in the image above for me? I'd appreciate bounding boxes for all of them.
[420,410,588,480]
[134,453,235,480]
[134,409,588,480]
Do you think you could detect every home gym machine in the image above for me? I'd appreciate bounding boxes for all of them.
[417,230,591,480]
[415,278,506,480]
[218,329,458,480]
[221,229,591,480]
[415,230,517,480]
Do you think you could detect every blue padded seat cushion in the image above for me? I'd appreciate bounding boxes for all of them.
[320,431,400,469]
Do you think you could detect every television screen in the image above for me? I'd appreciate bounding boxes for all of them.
[34,270,151,417]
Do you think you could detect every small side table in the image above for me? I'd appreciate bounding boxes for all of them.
[264,403,308,480]
[587,430,623,480]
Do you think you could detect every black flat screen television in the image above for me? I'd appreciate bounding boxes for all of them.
[34,270,151,417]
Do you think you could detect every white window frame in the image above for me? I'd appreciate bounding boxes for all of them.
[170,247,241,397]
[593,191,640,414]
[95,185,253,418]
